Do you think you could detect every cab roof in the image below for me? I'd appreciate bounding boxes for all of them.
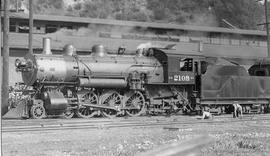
[152,48,204,58]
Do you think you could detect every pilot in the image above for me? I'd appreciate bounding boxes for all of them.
[233,102,243,118]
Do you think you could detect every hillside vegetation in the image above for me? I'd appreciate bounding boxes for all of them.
[12,0,265,30]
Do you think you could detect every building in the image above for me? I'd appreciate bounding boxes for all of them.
[1,13,269,85]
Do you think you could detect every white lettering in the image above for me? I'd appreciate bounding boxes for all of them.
[174,75,178,81]
[172,75,191,81]
[186,76,190,81]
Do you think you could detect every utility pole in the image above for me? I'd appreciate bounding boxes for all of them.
[15,0,18,12]
[29,0,33,54]
[0,0,2,118]
[1,0,10,116]
[0,0,2,150]
[265,0,270,57]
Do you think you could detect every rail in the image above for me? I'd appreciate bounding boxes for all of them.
[3,114,270,133]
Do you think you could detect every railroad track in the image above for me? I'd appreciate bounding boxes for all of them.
[4,113,269,125]
[3,114,270,133]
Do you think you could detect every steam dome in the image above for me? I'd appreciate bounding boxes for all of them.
[91,44,107,57]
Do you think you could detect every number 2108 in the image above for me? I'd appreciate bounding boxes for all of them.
[174,75,190,81]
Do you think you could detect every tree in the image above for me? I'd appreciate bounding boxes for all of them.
[21,0,65,15]
[146,0,216,26]
[211,0,264,29]
[112,0,151,21]
[18,0,265,30]
[146,0,264,29]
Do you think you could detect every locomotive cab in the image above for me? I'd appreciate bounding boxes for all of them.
[148,48,204,112]
[151,48,203,86]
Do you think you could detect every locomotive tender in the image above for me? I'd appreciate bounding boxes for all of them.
[14,38,270,119]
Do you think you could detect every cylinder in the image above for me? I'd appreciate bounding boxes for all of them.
[42,37,52,55]
[43,90,68,115]
[78,78,127,88]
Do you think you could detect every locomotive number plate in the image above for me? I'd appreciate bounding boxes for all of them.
[168,72,195,84]
[173,75,192,81]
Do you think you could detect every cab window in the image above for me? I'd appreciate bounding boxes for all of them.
[179,58,193,71]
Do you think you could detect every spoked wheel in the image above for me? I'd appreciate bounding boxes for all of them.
[76,91,98,118]
[124,91,145,117]
[30,105,46,119]
[100,90,122,118]
[63,109,75,119]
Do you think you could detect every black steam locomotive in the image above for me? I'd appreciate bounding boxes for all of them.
[14,38,270,119]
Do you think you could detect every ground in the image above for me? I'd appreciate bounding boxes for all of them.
[2,116,270,156]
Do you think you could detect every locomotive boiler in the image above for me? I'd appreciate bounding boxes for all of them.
[15,38,201,119]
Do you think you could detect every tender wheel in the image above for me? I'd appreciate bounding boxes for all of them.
[30,105,46,119]
[63,109,75,119]
[124,91,145,117]
[76,91,98,118]
[100,90,122,118]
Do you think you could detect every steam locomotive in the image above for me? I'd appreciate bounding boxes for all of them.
[14,38,270,119]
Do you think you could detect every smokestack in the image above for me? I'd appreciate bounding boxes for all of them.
[42,37,52,55]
